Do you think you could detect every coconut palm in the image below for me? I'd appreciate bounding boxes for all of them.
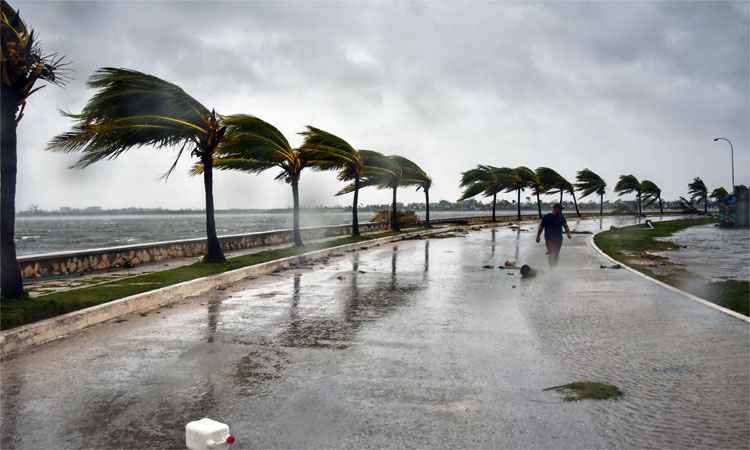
[535,167,567,203]
[614,175,642,216]
[405,164,433,228]
[1,1,68,298]
[575,168,607,217]
[49,68,229,263]
[640,180,663,214]
[506,166,536,221]
[688,177,708,214]
[560,177,581,217]
[345,153,422,231]
[194,115,311,247]
[710,187,729,202]
[459,165,512,222]
[299,126,366,237]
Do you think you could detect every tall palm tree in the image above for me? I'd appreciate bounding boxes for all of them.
[459,165,511,222]
[195,115,310,247]
[299,126,365,237]
[1,1,68,298]
[688,177,708,214]
[49,68,230,263]
[614,174,642,216]
[640,180,663,214]
[560,177,581,217]
[710,187,729,202]
[506,166,536,221]
[575,168,606,217]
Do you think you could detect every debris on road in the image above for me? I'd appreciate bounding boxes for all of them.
[520,264,537,278]
[543,381,623,401]
[600,264,622,269]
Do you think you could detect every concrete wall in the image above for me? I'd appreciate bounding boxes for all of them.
[18,222,390,280]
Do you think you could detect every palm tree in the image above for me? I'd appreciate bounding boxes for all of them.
[640,180,663,214]
[405,164,433,228]
[195,115,310,247]
[459,165,511,222]
[299,126,366,237]
[1,1,68,298]
[347,153,422,231]
[710,187,729,202]
[49,68,229,263]
[614,175,642,216]
[506,166,536,221]
[560,177,581,217]
[688,177,708,214]
[575,169,607,217]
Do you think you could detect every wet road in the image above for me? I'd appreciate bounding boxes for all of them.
[2,217,748,449]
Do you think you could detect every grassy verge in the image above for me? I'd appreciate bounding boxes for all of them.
[1,230,406,330]
[594,218,749,316]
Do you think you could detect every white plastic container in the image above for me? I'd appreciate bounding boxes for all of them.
[185,418,235,450]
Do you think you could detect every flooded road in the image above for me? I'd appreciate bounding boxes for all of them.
[2,217,748,449]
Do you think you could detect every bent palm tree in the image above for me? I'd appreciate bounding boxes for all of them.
[560,177,581,217]
[48,68,228,263]
[710,187,729,202]
[1,1,68,298]
[575,169,606,217]
[614,175,642,216]
[640,180,663,214]
[688,177,708,214]
[404,163,433,228]
[343,152,422,231]
[459,165,511,222]
[299,127,365,237]
[195,115,309,247]
[506,166,536,221]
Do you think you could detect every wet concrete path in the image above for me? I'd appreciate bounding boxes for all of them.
[2,217,748,449]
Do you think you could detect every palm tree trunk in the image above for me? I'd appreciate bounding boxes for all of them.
[599,193,604,217]
[659,197,663,215]
[1,90,24,298]
[559,190,563,204]
[516,188,521,221]
[492,192,497,222]
[351,176,360,237]
[391,185,400,231]
[704,194,708,214]
[201,156,226,263]
[536,191,542,219]
[424,188,431,228]
[572,191,580,217]
[292,179,303,246]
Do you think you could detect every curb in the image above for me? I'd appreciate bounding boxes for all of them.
[0,225,480,359]
[589,230,749,323]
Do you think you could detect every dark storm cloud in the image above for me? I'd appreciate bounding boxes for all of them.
[13,0,750,210]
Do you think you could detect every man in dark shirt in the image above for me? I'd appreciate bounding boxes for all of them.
[536,203,571,266]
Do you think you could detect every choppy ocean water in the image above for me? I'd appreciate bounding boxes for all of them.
[15,210,500,256]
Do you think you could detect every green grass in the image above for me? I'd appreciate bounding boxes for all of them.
[544,381,623,401]
[595,218,749,316]
[1,230,405,330]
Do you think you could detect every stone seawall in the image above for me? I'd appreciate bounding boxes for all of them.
[18,222,392,280]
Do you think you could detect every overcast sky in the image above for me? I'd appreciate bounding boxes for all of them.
[14,0,750,210]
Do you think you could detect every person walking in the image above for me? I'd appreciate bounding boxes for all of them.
[536,203,572,266]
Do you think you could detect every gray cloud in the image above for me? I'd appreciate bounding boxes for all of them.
[13,0,750,210]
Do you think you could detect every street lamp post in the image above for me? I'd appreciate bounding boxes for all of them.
[713,137,735,194]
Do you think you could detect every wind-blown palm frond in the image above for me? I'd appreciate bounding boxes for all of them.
[299,126,362,180]
[640,180,661,207]
[710,187,729,201]
[575,168,606,199]
[2,0,70,123]
[535,167,567,195]
[614,175,640,196]
[688,177,709,214]
[48,68,214,172]
[459,165,511,221]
